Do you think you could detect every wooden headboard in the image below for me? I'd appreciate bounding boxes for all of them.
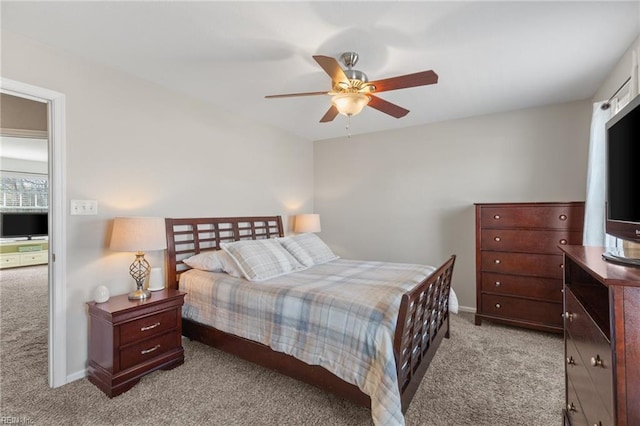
[164,216,284,289]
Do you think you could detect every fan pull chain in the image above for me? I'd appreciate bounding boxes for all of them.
[346,115,352,138]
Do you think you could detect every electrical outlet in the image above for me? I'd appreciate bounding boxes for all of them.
[70,199,98,215]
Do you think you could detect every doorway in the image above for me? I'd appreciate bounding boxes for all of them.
[0,78,67,387]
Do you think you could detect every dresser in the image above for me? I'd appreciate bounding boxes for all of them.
[561,245,640,426]
[87,289,186,397]
[475,202,584,333]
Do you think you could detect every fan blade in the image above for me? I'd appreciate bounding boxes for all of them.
[367,95,410,118]
[369,70,438,93]
[313,55,349,85]
[319,105,339,123]
[265,91,328,99]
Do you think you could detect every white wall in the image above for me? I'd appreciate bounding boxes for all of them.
[1,31,314,379]
[593,35,640,103]
[314,101,591,311]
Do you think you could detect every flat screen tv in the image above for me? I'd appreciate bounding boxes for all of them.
[0,212,48,240]
[604,94,640,266]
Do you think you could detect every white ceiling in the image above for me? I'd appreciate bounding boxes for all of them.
[2,1,639,141]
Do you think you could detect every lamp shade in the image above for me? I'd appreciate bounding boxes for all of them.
[294,214,321,233]
[110,217,167,252]
[331,93,370,116]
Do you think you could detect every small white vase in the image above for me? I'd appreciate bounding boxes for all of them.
[94,285,110,303]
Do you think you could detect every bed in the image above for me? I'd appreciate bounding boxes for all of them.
[165,216,456,425]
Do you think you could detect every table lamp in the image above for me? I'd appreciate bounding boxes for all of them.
[110,216,167,300]
[294,214,321,233]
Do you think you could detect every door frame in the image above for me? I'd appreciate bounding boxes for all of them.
[1,77,67,388]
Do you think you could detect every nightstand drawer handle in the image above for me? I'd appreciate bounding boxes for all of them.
[495,303,501,309]
[493,214,500,220]
[494,236,501,242]
[140,322,161,332]
[141,344,161,355]
[495,281,501,287]
[559,239,567,245]
[494,259,501,264]
[559,214,567,221]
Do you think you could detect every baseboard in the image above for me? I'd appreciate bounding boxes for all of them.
[457,305,476,314]
[66,368,87,384]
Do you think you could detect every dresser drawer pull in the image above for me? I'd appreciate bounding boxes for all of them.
[141,344,161,355]
[563,312,574,322]
[559,239,567,245]
[559,264,564,269]
[493,214,500,220]
[590,355,604,367]
[140,322,161,332]
[494,259,501,264]
[559,214,567,221]
[494,236,501,242]
[567,402,576,412]
[566,356,575,365]
[494,281,501,287]
[495,303,501,309]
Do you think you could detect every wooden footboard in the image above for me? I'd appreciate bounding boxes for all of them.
[394,255,456,412]
[165,216,456,415]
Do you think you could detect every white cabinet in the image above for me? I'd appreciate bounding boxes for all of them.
[0,240,48,269]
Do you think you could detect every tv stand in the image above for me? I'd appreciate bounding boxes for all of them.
[0,240,49,269]
[561,245,640,425]
[602,248,640,267]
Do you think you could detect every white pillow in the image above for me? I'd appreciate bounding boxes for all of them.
[221,239,305,281]
[279,233,338,266]
[182,250,243,278]
[182,250,223,272]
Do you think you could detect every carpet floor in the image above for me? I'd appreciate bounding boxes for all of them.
[0,265,564,425]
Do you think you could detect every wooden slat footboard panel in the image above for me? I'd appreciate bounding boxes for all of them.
[394,255,456,413]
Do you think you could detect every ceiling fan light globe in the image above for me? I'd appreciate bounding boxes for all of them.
[331,93,370,117]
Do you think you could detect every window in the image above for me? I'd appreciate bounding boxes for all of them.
[0,174,48,212]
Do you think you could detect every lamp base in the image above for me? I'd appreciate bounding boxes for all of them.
[128,288,151,300]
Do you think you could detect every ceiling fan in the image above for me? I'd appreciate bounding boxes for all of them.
[265,52,438,123]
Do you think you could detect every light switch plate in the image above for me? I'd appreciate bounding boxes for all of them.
[70,199,98,215]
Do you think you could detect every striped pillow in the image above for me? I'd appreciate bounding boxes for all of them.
[279,233,338,267]
[221,239,305,281]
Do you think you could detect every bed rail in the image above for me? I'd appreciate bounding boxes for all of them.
[394,254,456,412]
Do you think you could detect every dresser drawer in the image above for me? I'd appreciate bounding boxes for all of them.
[480,205,584,230]
[120,309,178,346]
[481,294,562,326]
[481,273,562,302]
[565,289,613,418]
[480,229,582,254]
[566,375,588,426]
[119,331,180,371]
[481,251,564,279]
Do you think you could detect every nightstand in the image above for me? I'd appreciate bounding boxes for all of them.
[87,289,186,397]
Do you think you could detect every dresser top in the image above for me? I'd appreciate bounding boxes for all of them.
[475,201,585,206]
[561,245,640,287]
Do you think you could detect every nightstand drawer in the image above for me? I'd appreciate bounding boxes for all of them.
[120,309,177,345]
[120,331,180,371]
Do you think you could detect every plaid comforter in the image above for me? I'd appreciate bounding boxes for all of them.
[180,258,446,426]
